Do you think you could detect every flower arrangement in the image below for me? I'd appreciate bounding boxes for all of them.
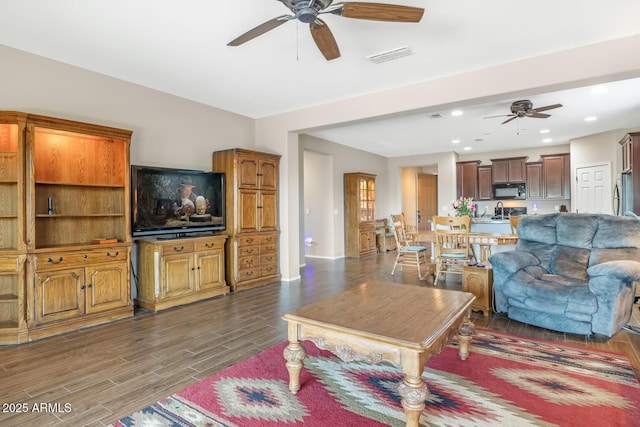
[452,196,476,216]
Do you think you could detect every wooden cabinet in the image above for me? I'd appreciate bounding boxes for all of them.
[526,162,543,199]
[477,166,493,200]
[541,154,570,199]
[30,248,129,333]
[136,235,228,311]
[621,134,634,173]
[491,157,527,183]
[0,111,133,344]
[213,149,280,291]
[0,115,27,344]
[456,161,480,199]
[462,265,493,317]
[619,132,640,214]
[344,173,377,257]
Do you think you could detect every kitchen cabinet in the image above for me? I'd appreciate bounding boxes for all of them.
[619,132,640,214]
[213,148,280,291]
[136,235,228,311]
[491,157,527,183]
[541,154,570,199]
[477,166,493,200]
[526,162,543,199]
[456,161,480,199]
[344,173,377,257]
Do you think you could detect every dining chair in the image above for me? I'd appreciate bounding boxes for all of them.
[509,215,523,234]
[390,213,417,244]
[432,215,475,283]
[390,218,431,280]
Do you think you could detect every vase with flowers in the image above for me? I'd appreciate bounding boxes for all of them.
[452,196,477,217]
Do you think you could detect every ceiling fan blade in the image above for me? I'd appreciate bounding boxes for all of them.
[529,113,551,119]
[310,19,341,61]
[501,116,518,125]
[227,15,292,46]
[532,103,563,113]
[484,114,513,119]
[338,2,425,22]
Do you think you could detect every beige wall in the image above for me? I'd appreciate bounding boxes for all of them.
[0,45,255,171]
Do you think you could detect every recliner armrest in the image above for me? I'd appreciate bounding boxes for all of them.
[587,260,640,281]
[489,251,540,274]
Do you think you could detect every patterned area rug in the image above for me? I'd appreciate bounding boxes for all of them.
[109,330,640,426]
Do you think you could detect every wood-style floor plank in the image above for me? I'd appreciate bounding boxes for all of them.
[0,253,638,426]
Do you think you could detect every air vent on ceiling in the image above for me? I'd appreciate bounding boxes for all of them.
[428,113,443,119]
[366,46,414,64]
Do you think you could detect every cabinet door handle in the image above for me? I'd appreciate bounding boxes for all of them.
[87,284,92,288]
[48,257,63,264]
[80,285,86,290]
[173,246,184,252]
[106,251,119,257]
[205,243,214,248]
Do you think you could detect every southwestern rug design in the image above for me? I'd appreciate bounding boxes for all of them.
[109,330,640,426]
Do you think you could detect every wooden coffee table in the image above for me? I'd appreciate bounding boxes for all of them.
[282,282,475,427]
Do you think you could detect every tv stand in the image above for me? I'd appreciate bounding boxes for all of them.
[136,234,229,311]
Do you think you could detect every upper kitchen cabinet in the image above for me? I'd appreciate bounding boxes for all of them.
[491,157,527,183]
[619,132,640,214]
[541,154,570,200]
[477,166,493,200]
[456,161,480,199]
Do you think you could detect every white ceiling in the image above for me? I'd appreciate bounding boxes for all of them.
[2,0,640,157]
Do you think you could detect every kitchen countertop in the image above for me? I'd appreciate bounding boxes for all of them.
[472,217,509,224]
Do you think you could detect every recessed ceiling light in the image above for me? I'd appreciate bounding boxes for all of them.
[463,146,472,151]
[542,138,553,143]
[540,129,550,134]
[451,138,460,144]
[451,110,463,117]
[584,116,598,122]
[591,85,608,95]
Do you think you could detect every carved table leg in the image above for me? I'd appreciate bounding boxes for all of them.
[283,341,307,394]
[457,316,476,360]
[398,375,427,427]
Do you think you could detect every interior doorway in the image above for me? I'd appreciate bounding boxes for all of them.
[574,162,612,214]
[417,173,438,232]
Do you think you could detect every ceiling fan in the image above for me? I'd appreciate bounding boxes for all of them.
[227,1,425,61]
[484,100,563,125]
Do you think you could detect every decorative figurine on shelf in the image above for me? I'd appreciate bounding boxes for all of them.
[559,204,568,213]
[452,196,477,217]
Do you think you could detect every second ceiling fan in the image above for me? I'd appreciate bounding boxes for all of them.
[485,100,563,125]
[227,1,425,60]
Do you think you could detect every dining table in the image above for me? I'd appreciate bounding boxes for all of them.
[413,230,518,263]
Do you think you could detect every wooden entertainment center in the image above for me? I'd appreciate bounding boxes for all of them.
[0,111,282,344]
[135,234,228,311]
[0,111,133,344]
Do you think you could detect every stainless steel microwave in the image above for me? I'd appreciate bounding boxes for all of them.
[493,183,526,200]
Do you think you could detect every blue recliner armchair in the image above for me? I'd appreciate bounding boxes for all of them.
[489,213,640,337]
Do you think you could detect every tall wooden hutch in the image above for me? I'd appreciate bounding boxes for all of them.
[212,148,280,291]
[0,111,133,344]
[344,173,377,257]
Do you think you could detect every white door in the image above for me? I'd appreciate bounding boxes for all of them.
[575,163,612,214]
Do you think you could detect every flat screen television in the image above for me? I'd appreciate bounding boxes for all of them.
[131,165,225,237]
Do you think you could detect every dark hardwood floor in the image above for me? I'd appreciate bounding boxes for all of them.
[1,252,639,426]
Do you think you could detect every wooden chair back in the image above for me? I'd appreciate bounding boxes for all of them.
[432,215,472,258]
[509,215,523,234]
